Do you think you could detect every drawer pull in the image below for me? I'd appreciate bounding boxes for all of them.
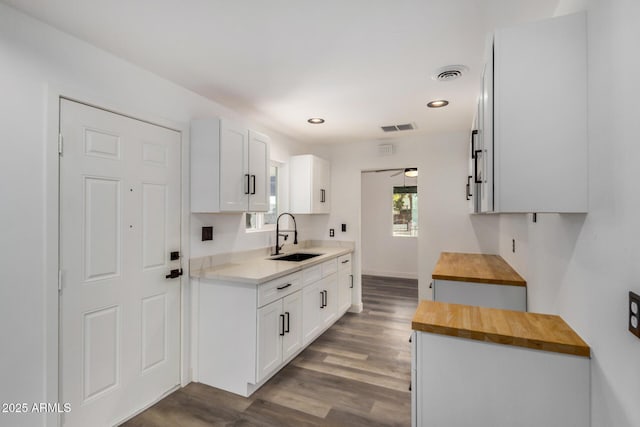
[277,283,292,290]
[341,260,350,264]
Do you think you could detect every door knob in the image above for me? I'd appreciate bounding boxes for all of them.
[165,269,183,279]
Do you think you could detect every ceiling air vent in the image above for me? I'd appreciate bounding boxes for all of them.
[381,123,415,132]
[432,65,468,82]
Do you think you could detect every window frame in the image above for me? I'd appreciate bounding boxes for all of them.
[392,185,418,238]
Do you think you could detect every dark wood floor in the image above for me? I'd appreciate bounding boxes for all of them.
[122,275,419,426]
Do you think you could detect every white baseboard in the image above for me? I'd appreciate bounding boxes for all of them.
[362,269,418,280]
[348,303,363,313]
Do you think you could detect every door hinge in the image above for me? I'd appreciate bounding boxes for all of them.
[58,270,62,292]
[58,133,64,155]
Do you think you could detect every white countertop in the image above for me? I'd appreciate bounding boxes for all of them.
[190,246,353,285]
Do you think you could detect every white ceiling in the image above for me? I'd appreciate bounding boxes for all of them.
[4,0,560,144]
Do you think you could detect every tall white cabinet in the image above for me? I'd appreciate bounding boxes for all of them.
[290,154,331,214]
[474,12,587,213]
[191,118,270,212]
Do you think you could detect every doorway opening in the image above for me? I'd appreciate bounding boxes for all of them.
[361,168,419,280]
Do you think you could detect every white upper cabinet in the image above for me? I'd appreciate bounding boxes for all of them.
[290,154,331,214]
[191,118,270,212]
[248,130,270,212]
[219,119,248,211]
[476,12,587,213]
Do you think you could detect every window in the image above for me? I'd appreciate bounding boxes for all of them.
[246,164,279,231]
[392,185,418,237]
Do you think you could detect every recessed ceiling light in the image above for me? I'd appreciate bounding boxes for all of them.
[427,100,449,108]
[307,118,325,124]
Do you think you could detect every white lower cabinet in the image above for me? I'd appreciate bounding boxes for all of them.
[196,253,353,397]
[320,274,338,327]
[337,254,353,314]
[302,280,324,345]
[412,330,590,426]
[302,260,339,345]
[257,290,302,382]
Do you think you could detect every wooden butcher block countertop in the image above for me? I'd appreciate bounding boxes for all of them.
[432,252,526,287]
[412,300,590,358]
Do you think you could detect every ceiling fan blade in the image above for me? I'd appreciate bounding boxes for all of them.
[363,168,404,174]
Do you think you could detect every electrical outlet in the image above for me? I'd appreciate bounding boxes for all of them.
[629,292,640,339]
[329,229,335,237]
[202,226,213,241]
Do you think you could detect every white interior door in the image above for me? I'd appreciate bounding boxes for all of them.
[59,99,181,426]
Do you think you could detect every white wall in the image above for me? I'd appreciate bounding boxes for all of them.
[361,170,418,279]
[309,133,500,305]
[496,1,640,425]
[0,5,311,426]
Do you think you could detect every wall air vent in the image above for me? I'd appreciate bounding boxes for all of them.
[432,65,468,82]
[381,123,415,132]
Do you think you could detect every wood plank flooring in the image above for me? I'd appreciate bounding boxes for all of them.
[122,275,418,427]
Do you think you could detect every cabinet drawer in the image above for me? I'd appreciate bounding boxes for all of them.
[338,254,352,271]
[258,272,302,308]
[321,259,338,277]
[302,265,322,286]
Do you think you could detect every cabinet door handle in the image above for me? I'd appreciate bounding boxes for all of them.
[245,174,250,194]
[471,129,478,159]
[251,175,256,195]
[279,314,285,336]
[323,290,328,307]
[474,150,482,184]
[285,311,290,333]
[466,175,472,200]
[321,189,325,203]
[277,283,292,290]
[429,281,433,289]
[320,291,324,309]
[350,274,353,289]
[341,259,350,264]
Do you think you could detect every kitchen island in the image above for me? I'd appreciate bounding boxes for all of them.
[411,300,590,426]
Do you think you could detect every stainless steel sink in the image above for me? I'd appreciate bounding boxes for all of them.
[270,253,322,262]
